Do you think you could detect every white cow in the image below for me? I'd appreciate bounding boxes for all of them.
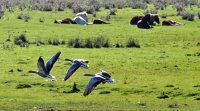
[73,11,88,25]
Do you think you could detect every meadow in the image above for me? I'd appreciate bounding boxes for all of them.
[0,2,200,111]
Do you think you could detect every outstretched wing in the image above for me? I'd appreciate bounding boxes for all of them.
[37,57,47,74]
[83,76,105,96]
[80,62,89,69]
[45,51,61,74]
[64,62,81,81]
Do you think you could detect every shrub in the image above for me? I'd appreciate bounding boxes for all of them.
[129,1,148,9]
[60,40,66,45]
[57,3,65,11]
[89,0,101,11]
[52,39,60,45]
[0,11,4,19]
[68,38,84,48]
[92,12,97,17]
[93,36,110,48]
[85,38,93,48]
[115,42,123,48]
[198,12,200,19]
[39,17,45,23]
[14,34,29,47]
[16,84,31,89]
[157,92,169,99]
[3,42,14,50]
[173,3,185,12]
[73,38,83,48]
[181,12,195,21]
[17,13,24,19]
[17,13,31,22]
[85,6,95,14]
[154,0,168,10]
[186,93,199,97]
[71,1,86,13]
[48,38,52,45]
[145,8,158,14]
[109,8,117,15]
[126,38,140,48]
[24,14,30,22]
[116,0,128,9]
[198,3,200,8]
[48,38,62,46]
[0,5,5,19]
[161,14,167,18]
[105,15,111,21]
[104,1,115,9]
[68,36,110,48]
[18,4,25,11]
[40,3,53,11]
[34,38,45,46]
[102,39,110,48]
[197,42,200,46]
[168,103,178,108]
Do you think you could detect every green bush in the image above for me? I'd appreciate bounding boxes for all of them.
[14,34,29,47]
[126,38,140,48]
[181,12,195,21]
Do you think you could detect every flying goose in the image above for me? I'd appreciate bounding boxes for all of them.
[28,51,61,79]
[64,58,89,81]
[83,70,114,96]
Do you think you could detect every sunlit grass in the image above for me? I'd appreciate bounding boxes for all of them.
[0,7,200,110]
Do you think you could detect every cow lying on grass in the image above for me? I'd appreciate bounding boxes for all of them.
[55,18,109,25]
[162,20,184,26]
[130,14,160,25]
[137,14,153,29]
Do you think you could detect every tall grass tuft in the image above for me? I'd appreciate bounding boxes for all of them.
[17,13,31,22]
[73,38,83,48]
[181,12,195,21]
[14,34,29,47]
[48,38,65,46]
[109,8,117,15]
[39,17,45,23]
[68,36,110,48]
[85,38,93,48]
[0,5,5,19]
[198,12,200,19]
[161,14,167,18]
[24,14,30,22]
[115,42,123,48]
[2,42,14,50]
[93,36,109,48]
[68,37,84,48]
[145,8,158,14]
[34,38,45,46]
[154,0,168,10]
[129,1,148,9]
[126,38,140,48]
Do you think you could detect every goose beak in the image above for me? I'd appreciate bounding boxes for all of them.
[107,78,114,84]
[65,58,73,62]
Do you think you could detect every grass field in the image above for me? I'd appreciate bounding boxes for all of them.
[0,6,200,111]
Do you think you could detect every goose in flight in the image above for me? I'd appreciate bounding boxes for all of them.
[83,70,114,96]
[64,58,89,81]
[28,51,61,79]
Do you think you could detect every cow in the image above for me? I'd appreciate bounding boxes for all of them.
[130,14,160,25]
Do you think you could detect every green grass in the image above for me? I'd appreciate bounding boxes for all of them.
[0,6,200,110]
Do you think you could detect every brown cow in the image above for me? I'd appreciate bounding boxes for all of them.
[130,14,160,25]
[92,19,110,24]
[162,20,183,26]
[54,18,76,24]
